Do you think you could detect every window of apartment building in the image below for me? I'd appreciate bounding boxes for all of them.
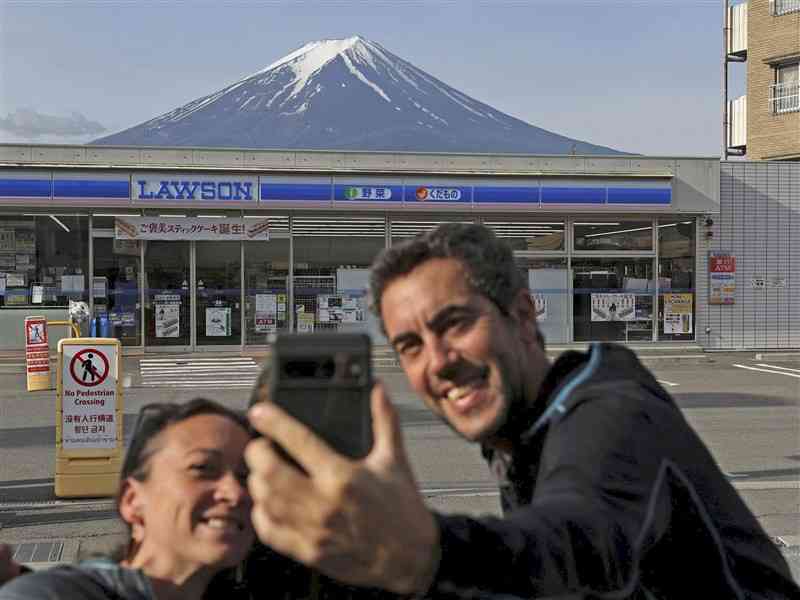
[770,0,800,16]
[772,62,800,114]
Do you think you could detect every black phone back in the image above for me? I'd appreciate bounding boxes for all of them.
[269,333,373,459]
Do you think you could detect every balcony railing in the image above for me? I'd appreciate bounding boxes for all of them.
[770,81,800,113]
[770,0,800,15]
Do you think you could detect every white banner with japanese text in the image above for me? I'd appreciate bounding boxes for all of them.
[115,217,270,241]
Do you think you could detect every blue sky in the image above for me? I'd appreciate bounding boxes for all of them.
[0,1,743,155]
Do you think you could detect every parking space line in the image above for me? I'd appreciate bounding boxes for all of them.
[755,363,800,374]
[732,364,800,379]
[657,379,680,387]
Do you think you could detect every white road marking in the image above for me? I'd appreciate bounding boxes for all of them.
[138,357,260,389]
[755,363,800,374]
[139,357,258,363]
[638,354,707,360]
[733,364,800,379]
[657,379,680,387]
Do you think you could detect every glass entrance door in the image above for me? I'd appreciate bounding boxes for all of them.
[144,241,191,349]
[195,242,241,348]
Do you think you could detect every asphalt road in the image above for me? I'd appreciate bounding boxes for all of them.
[1,349,798,581]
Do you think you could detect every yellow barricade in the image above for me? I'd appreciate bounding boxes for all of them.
[55,338,123,498]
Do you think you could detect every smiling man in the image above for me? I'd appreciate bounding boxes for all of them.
[246,223,799,599]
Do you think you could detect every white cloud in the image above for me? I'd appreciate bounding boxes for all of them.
[0,108,106,139]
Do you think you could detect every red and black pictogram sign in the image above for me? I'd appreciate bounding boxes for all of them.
[69,348,110,387]
[25,319,47,346]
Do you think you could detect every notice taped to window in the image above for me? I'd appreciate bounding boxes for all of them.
[591,293,636,322]
[155,303,180,338]
[663,293,693,334]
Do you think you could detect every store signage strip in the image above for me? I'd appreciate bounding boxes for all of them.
[404,186,471,203]
[0,178,52,199]
[261,182,332,202]
[53,180,130,199]
[115,217,270,241]
[333,184,403,202]
[607,187,671,205]
[541,187,605,204]
[473,186,540,204]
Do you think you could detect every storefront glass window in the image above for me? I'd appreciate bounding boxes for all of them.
[144,241,191,348]
[486,220,565,252]
[92,237,142,346]
[658,219,696,340]
[572,257,654,341]
[574,221,653,252]
[390,218,474,244]
[292,217,385,341]
[245,216,290,345]
[0,214,89,309]
[516,256,569,344]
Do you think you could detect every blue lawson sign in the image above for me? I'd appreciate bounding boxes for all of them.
[134,176,257,202]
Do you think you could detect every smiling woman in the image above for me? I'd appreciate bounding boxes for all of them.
[0,399,256,600]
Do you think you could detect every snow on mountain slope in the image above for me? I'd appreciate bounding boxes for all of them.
[92,36,625,154]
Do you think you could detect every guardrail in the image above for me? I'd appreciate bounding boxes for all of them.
[770,0,800,15]
[770,81,800,114]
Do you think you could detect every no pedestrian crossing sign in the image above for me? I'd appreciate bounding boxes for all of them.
[59,342,118,450]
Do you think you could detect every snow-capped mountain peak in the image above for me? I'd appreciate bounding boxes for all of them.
[92,36,624,155]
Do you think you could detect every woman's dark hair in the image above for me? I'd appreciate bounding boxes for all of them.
[114,398,251,564]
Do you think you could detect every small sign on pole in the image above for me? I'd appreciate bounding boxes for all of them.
[55,337,123,498]
[25,316,51,391]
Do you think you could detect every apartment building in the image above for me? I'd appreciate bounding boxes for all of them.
[727,0,800,159]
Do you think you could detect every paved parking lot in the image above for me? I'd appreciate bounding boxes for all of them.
[1,347,798,579]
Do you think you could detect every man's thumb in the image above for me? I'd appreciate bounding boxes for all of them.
[369,380,406,463]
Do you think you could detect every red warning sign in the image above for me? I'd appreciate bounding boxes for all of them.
[69,348,110,387]
[26,319,48,346]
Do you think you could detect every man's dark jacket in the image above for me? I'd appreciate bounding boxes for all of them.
[430,343,799,599]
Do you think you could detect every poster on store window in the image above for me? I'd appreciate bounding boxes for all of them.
[297,312,315,333]
[663,293,693,334]
[591,293,636,321]
[206,307,231,337]
[155,304,180,338]
[15,230,35,252]
[531,293,547,320]
[709,252,736,305]
[0,229,14,252]
[255,293,277,333]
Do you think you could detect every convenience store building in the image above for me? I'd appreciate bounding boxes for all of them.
[0,144,796,352]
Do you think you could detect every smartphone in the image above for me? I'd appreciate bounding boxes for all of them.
[266,332,373,460]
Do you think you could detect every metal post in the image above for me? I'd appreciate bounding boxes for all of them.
[722,0,729,160]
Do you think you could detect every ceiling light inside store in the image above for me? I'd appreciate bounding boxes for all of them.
[48,215,71,232]
[574,222,621,226]
[197,215,225,218]
[585,225,651,238]
[158,214,187,218]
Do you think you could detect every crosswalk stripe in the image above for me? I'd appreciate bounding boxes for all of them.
[140,357,257,363]
[755,363,800,374]
[138,357,260,389]
[732,364,800,379]
[141,366,257,370]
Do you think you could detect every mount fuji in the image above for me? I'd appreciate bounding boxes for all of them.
[92,36,624,154]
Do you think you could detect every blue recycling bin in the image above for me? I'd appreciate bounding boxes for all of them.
[90,314,111,338]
